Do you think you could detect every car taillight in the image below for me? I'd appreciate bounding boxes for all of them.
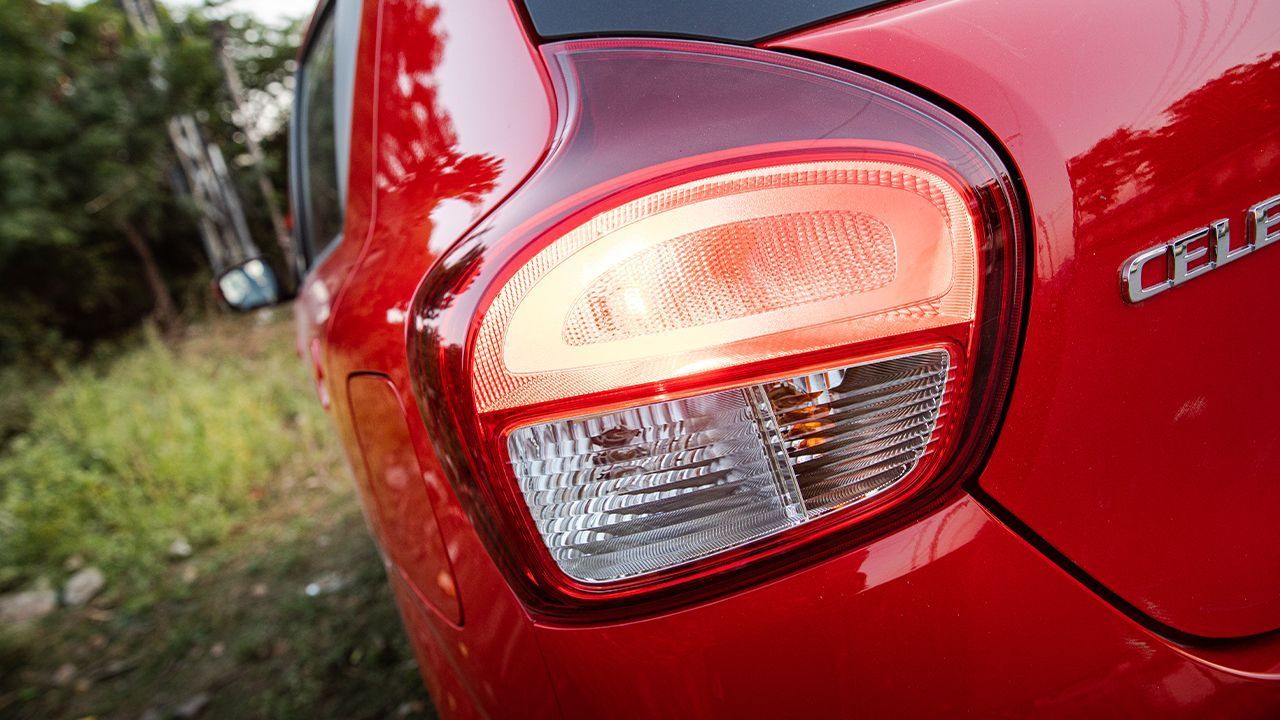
[410,40,1025,617]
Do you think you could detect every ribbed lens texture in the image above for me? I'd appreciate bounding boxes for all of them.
[507,391,798,583]
[562,210,898,346]
[507,351,949,583]
[762,351,948,517]
[475,161,977,413]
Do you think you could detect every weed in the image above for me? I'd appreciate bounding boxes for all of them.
[0,313,339,607]
[0,312,431,719]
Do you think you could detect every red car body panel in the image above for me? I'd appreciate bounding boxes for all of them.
[534,498,1280,719]
[773,0,1280,641]
[296,0,561,714]
[349,374,460,623]
[292,0,1280,715]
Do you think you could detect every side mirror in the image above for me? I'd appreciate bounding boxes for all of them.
[216,258,281,312]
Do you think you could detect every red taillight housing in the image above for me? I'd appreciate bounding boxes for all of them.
[409,40,1025,618]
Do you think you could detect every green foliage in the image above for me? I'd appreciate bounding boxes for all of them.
[0,315,333,602]
[0,0,301,368]
[0,316,430,719]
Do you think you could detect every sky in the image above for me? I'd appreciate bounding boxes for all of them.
[61,0,317,136]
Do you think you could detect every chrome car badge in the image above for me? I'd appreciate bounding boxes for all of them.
[1122,194,1280,303]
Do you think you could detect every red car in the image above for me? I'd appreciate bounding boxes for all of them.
[258,0,1280,715]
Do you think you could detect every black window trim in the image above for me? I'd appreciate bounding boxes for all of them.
[291,0,342,272]
[516,0,899,44]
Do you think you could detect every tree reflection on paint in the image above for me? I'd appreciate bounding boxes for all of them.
[1070,52,1280,230]
[375,0,503,211]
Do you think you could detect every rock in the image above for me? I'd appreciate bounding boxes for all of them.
[168,537,193,559]
[93,659,138,681]
[173,692,211,719]
[303,571,346,597]
[63,567,106,606]
[0,581,57,625]
[249,583,268,598]
[84,607,114,623]
[179,563,199,584]
[52,662,77,687]
[139,709,163,720]
[396,701,427,717]
[64,554,85,572]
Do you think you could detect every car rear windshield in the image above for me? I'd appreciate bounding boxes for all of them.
[520,0,895,43]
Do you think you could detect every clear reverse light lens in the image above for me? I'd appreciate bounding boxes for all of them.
[507,350,949,583]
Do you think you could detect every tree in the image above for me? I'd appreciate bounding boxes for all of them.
[0,0,301,363]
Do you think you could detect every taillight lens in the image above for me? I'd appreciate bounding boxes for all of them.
[478,159,977,412]
[409,40,1025,617]
[509,350,951,583]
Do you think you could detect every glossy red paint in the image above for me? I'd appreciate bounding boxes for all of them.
[292,0,1280,716]
[535,498,1280,719]
[297,0,560,715]
[349,375,460,622]
[772,0,1280,641]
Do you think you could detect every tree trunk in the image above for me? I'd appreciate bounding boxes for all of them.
[213,24,298,291]
[118,218,182,339]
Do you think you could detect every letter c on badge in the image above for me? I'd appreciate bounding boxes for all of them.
[1122,244,1172,303]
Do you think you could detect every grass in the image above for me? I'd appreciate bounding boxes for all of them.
[0,311,433,719]
[0,314,331,601]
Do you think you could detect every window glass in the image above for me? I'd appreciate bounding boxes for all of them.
[301,17,342,255]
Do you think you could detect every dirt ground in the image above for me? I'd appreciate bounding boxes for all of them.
[0,364,436,719]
